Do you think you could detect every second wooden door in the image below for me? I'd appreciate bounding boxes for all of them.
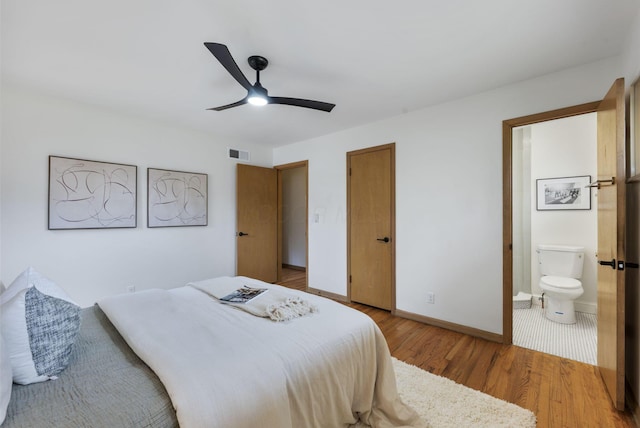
[236,164,277,283]
[348,144,395,310]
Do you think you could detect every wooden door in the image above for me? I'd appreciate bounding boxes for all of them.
[236,164,277,282]
[596,78,626,411]
[348,144,395,310]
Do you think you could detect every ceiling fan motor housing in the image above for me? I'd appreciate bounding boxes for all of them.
[248,55,268,71]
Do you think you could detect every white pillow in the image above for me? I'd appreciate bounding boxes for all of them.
[0,333,12,425]
[0,267,81,385]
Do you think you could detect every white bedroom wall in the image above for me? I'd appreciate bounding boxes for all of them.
[273,57,621,335]
[0,84,272,307]
[528,113,597,313]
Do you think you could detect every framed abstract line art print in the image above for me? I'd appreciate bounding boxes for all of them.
[536,175,591,211]
[147,168,208,227]
[49,156,137,230]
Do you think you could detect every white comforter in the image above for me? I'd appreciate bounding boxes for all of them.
[98,277,423,428]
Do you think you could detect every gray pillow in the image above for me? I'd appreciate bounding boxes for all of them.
[1,267,81,385]
[24,287,81,377]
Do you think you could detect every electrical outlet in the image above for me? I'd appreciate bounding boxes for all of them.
[127,285,136,293]
[427,292,435,304]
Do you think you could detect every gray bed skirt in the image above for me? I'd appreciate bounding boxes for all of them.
[3,305,179,428]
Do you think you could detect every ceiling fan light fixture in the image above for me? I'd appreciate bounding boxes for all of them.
[247,84,268,106]
[247,94,268,106]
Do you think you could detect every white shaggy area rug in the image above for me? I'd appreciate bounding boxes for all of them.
[393,358,537,427]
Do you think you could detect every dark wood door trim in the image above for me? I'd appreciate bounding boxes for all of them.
[502,101,600,344]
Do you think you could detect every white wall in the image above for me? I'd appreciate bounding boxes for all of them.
[0,84,272,307]
[529,114,598,313]
[274,57,621,334]
[282,167,306,268]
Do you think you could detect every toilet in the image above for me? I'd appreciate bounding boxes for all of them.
[537,244,585,324]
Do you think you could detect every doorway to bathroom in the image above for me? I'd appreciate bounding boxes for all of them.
[503,102,599,364]
[504,80,627,410]
[510,112,598,364]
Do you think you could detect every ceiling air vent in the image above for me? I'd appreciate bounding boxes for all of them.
[228,148,250,162]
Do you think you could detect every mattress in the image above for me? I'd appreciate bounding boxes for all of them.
[97,279,422,427]
[3,305,178,428]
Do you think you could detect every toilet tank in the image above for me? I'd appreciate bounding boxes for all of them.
[537,244,585,278]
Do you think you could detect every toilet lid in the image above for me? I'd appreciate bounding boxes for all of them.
[540,275,582,289]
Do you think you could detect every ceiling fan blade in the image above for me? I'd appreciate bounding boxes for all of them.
[269,97,335,112]
[207,98,248,111]
[204,42,252,91]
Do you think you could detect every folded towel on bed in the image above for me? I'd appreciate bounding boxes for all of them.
[187,276,317,322]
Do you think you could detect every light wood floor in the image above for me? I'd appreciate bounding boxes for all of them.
[277,268,637,427]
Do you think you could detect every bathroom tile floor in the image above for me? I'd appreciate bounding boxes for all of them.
[513,305,597,365]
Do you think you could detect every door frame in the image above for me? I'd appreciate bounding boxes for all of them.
[347,143,396,312]
[502,101,600,344]
[275,160,309,288]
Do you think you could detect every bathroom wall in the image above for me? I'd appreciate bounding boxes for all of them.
[529,113,598,313]
[512,127,532,296]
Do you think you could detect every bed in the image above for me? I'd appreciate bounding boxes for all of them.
[2,276,423,428]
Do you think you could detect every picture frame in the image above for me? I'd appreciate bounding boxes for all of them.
[536,175,591,211]
[48,155,137,230]
[147,168,208,227]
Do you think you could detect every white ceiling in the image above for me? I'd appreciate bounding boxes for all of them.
[2,1,638,148]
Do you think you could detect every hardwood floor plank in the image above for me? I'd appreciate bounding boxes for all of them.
[277,268,636,427]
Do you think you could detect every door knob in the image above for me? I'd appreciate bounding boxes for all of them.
[376,237,390,243]
[598,259,616,269]
[238,232,248,237]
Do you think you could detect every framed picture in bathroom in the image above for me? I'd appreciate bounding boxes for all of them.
[536,175,591,211]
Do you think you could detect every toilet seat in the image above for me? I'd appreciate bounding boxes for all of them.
[540,275,581,290]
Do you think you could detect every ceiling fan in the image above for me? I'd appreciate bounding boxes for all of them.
[204,42,335,113]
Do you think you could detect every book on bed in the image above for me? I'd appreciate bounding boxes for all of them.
[219,286,268,304]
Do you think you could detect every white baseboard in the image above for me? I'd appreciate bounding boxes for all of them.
[574,301,596,315]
